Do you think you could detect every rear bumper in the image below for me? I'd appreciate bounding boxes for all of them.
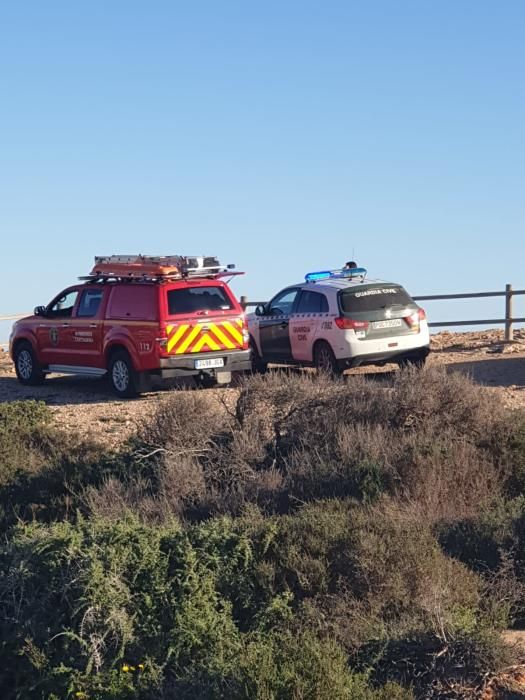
[338,344,430,369]
[156,349,251,378]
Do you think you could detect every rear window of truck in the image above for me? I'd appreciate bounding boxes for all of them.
[167,286,234,315]
[339,285,414,313]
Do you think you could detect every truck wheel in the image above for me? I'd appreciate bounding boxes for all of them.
[14,342,45,385]
[108,350,139,398]
[313,341,341,377]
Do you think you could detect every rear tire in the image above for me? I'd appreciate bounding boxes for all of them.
[313,341,341,376]
[398,353,427,369]
[108,350,139,398]
[14,342,45,386]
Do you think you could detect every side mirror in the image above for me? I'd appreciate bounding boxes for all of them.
[255,304,266,317]
[34,305,47,317]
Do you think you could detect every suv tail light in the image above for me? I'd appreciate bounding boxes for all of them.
[335,317,369,330]
[404,308,426,329]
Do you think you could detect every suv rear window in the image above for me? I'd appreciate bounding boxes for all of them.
[167,286,234,315]
[340,285,414,313]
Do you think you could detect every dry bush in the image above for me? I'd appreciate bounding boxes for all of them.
[86,366,512,525]
[136,388,231,453]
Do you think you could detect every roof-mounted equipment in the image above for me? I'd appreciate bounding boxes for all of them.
[79,255,244,282]
[305,267,367,283]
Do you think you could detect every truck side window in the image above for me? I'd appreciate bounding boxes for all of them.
[47,290,79,318]
[77,289,104,318]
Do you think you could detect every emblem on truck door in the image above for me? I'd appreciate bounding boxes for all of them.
[49,327,59,346]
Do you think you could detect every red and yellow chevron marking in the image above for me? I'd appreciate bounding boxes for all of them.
[165,318,245,354]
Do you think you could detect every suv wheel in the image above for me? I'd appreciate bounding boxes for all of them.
[108,351,138,398]
[14,342,45,385]
[313,341,341,376]
[398,353,427,369]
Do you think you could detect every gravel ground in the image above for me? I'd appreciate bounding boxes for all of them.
[1,328,524,444]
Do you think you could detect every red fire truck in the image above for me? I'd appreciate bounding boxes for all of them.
[9,255,251,397]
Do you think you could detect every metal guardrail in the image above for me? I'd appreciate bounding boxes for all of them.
[1,285,525,347]
[240,284,525,342]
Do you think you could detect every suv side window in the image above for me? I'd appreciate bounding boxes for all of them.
[77,289,104,318]
[47,290,79,318]
[296,290,329,313]
[268,288,299,316]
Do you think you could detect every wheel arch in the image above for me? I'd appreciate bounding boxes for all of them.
[104,339,140,370]
[11,333,39,361]
[312,337,335,358]
[249,333,262,357]
[105,341,140,370]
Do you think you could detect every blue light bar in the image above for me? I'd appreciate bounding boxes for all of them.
[305,270,332,282]
[305,267,367,282]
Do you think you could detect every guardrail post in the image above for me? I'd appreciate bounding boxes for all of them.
[505,284,513,341]
[240,295,248,310]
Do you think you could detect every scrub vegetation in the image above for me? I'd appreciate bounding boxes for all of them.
[1,368,525,699]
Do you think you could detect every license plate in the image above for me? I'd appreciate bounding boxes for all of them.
[195,357,225,370]
[373,319,403,329]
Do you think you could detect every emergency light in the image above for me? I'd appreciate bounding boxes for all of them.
[305,267,367,283]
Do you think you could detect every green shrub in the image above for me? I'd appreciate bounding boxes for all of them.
[0,513,418,699]
[438,497,525,572]
[229,630,414,700]
[0,400,51,485]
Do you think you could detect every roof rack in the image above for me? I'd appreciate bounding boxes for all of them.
[305,266,367,283]
[79,255,244,282]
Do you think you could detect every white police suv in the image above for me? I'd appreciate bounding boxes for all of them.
[248,267,430,374]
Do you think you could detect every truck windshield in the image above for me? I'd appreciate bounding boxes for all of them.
[167,286,234,314]
[339,285,414,313]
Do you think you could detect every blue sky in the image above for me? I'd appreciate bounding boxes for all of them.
[1,0,524,341]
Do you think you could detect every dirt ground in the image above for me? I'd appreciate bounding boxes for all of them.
[1,328,524,444]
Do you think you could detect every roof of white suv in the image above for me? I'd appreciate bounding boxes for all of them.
[298,277,393,292]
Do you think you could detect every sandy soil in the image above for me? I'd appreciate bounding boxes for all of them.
[1,328,524,444]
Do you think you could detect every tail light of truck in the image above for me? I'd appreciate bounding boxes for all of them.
[242,325,250,350]
[335,317,369,331]
[155,328,168,351]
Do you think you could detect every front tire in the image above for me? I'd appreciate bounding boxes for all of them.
[108,350,139,398]
[313,341,341,377]
[250,339,268,374]
[14,342,45,386]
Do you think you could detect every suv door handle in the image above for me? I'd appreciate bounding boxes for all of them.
[61,323,70,327]
[89,323,98,328]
